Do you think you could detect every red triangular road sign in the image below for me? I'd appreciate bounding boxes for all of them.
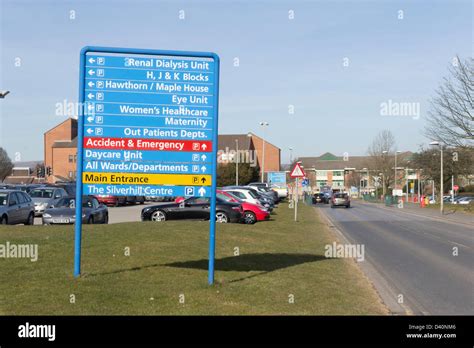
[290,163,306,178]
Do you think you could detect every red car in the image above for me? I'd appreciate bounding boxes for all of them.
[175,192,269,224]
[217,190,269,224]
[94,195,126,207]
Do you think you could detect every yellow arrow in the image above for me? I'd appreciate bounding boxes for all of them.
[83,172,211,186]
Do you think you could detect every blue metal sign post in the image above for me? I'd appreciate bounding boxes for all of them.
[75,47,219,285]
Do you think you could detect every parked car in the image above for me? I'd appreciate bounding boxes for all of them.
[221,187,272,211]
[454,196,474,205]
[331,192,351,208]
[55,182,76,196]
[29,187,68,216]
[270,184,288,199]
[141,196,243,223]
[248,183,279,203]
[126,196,145,205]
[0,190,35,225]
[42,196,108,225]
[217,190,269,224]
[313,193,329,204]
[95,195,127,207]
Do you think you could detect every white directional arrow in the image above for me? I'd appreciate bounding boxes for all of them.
[87,104,94,111]
[201,166,206,173]
[86,128,93,134]
[88,70,95,76]
[201,154,207,161]
[87,116,94,123]
[198,187,206,197]
[88,58,96,64]
[88,81,95,88]
[201,144,207,150]
[87,93,95,99]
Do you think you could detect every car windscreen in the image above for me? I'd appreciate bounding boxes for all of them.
[30,189,54,198]
[0,193,8,206]
[247,190,259,199]
[217,193,233,202]
[334,193,348,198]
[56,198,93,208]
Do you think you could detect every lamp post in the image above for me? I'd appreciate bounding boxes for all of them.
[382,150,388,195]
[260,121,269,183]
[235,139,239,186]
[289,147,293,165]
[394,150,402,192]
[430,141,444,214]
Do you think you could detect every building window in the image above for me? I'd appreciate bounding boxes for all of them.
[69,155,74,163]
[69,171,73,178]
[333,171,343,177]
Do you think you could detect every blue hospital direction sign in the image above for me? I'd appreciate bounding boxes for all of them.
[75,47,219,284]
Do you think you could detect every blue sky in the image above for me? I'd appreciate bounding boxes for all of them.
[0,0,472,163]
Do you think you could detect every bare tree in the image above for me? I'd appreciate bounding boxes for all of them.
[0,147,13,182]
[367,130,397,192]
[425,56,474,148]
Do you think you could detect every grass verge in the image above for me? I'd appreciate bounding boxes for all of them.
[0,203,388,315]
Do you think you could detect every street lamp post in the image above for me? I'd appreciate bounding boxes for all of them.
[289,147,293,165]
[394,150,402,193]
[260,121,269,183]
[235,139,239,186]
[430,141,444,214]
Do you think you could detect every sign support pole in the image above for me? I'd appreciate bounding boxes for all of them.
[208,54,220,285]
[74,49,88,278]
[294,177,298,222]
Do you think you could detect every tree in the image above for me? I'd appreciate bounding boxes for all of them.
[0,147,13,182]
[217,163,260,187]
[411,146,474,194]
[367,130,397,193]
[425,56,474,148]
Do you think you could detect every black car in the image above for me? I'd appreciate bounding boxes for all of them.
[312,193,329,204]
[42,196,108,225]
[55,183,76,196]
[141,196,243,223]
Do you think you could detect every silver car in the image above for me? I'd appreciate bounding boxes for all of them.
[29,187,68,216]
[0,190,35,225]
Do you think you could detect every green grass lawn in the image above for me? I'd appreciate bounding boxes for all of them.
[0,203,387,315]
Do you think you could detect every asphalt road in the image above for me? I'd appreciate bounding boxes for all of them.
[316,200,474,315]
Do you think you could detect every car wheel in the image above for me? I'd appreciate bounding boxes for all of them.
[151,210,166,222]
[243,211,257,224]
[0,215,7,225]
[216,211,229,223]
[330,205,335,208]
[346,204,350,208]
[104,214,109,224]
[25,212,34,225]
[114,200,119,207]
[88,216,94,224]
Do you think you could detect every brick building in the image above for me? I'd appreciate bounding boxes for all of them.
[217,133,281,179]
[44,118,78,183]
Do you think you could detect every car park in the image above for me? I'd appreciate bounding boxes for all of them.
[0,189,35,225]
[126,196,145,205]
[331,192,350,208]
[141,196,243,223]
[217,190,269,224]
[29,187,68,216]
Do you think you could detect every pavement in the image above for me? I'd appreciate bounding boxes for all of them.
[315,199,474,315]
